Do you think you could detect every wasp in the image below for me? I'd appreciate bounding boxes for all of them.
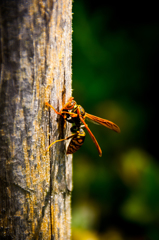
[46,125,86,154]
[45,97,120,156]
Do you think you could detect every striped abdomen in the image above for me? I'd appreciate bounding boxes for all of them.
[67,129,85,154]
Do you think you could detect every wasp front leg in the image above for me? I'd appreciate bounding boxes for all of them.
[45,97,76,118]
[60,111,78,118]
[45,102,64,117]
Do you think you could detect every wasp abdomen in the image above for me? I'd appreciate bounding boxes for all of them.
[67,131,85,154]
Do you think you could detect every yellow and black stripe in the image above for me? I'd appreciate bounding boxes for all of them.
[67,129,85,154]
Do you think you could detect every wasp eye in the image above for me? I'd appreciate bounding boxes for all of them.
[71,100,76,105]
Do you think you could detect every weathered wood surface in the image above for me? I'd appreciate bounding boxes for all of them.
[0,0,72,239]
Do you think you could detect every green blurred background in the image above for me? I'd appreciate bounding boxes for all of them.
[71,1,158,240]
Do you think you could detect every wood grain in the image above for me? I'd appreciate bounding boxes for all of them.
[0,0,72,239]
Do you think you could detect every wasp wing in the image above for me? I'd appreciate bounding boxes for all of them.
[85,112,120,133]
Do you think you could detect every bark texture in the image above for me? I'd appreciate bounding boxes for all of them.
[0,0,72,239]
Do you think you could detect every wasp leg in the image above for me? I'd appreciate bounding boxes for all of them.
[79,125,85,129]
[66,116,74,123]
[46,134,75,151]
[45,102,64,117]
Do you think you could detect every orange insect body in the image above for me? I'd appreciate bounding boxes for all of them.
[45,97,120,156]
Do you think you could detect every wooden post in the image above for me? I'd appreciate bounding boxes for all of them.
[0,0,72,239]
